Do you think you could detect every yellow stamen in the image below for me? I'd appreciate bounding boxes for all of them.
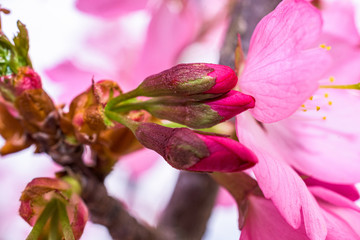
[309,96,313,100]
[322,116,326,120]
[302,109,307,112]
[301,104,305,108]
[328,101,332,106]
[324,93,329,98]
[319,44,331,51]
[316,106,320,111]
[329,76,335,83]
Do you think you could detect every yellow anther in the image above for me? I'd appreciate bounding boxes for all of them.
[302,109,307,112]
[322,116,327,120]
[319,44,331,51]
[329,76,335,82]
[328,101,332,106]
[301,104,305,108]
[324,93,329,98]
[309,96,313,100]
[316,106,320,111]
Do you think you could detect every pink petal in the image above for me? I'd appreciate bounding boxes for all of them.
[216,187,236,207]
[76,0,148,19]
[308,186,360,212]
[119,148,160,179]
[321,203,360,237]
[240,195,308,240]
[305,177,359,201]
[319,203,360,239]
[321,0,360,45]
[188,134,258,172]
[265,87,360,184]
[236,114,326,240]
[45,60,109,104]
[132,1,200,86]
[241,193,360,240]
[239,0,331,123]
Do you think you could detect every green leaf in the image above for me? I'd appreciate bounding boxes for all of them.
[13,20,32,67]
[57,200,75,240]
[49,206,60,240]
[26,199,57,240]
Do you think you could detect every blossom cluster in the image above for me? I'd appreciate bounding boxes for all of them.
[0,0,360,239]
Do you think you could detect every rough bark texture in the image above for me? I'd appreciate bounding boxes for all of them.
[157,172,219,240]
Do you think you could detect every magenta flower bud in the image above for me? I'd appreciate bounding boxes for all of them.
[134,123,257,172]
[145,90,255,128]
[136,63,237,97]
[13,67,42,94]
[206,90,255,120]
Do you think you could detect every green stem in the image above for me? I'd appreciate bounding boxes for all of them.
[49,206,59,240]
[105,89,140,110]
[57,200,75,240]
[111,101,150,113]
[26,199,57,240]
[320,83,360,90]
[104,110,139,131]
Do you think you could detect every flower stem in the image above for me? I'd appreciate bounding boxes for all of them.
[104,110,139,131]
[105,89,140,110]
[57,200,75,240]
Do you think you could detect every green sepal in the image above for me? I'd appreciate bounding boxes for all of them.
[26,199,57,240]
[13,21,32,68]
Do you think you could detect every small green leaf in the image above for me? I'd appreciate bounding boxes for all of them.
[13,20,32,67]
[49,206,60,240]
[57,200,75,240]
[26,199,57,240]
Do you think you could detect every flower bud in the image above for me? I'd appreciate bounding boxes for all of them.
[0,102,30,155]
[136,63,237,97]
[19,177,88,240]
[134,123,257,172]
[13,67,42,94]
[15,89,56,133]
[65,80,122,142]
[145,90,255,128]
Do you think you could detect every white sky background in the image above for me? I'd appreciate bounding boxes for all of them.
[0,0,238,239]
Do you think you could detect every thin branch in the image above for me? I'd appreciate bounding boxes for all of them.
[157,171,218,240]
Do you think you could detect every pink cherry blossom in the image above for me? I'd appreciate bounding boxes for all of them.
[236,113,326,240]
[256,10,360,184]
[240,189,360,240]
[321,0,360,45]
[239,0,331,123]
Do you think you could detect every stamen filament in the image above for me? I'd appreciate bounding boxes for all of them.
[320,83,360,90]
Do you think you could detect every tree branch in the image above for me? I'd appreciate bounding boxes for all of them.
[219,0,281,67]
[157,171,218,240]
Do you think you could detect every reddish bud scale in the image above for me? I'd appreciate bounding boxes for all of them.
[137,63,238,97]
[134,123,258,172]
